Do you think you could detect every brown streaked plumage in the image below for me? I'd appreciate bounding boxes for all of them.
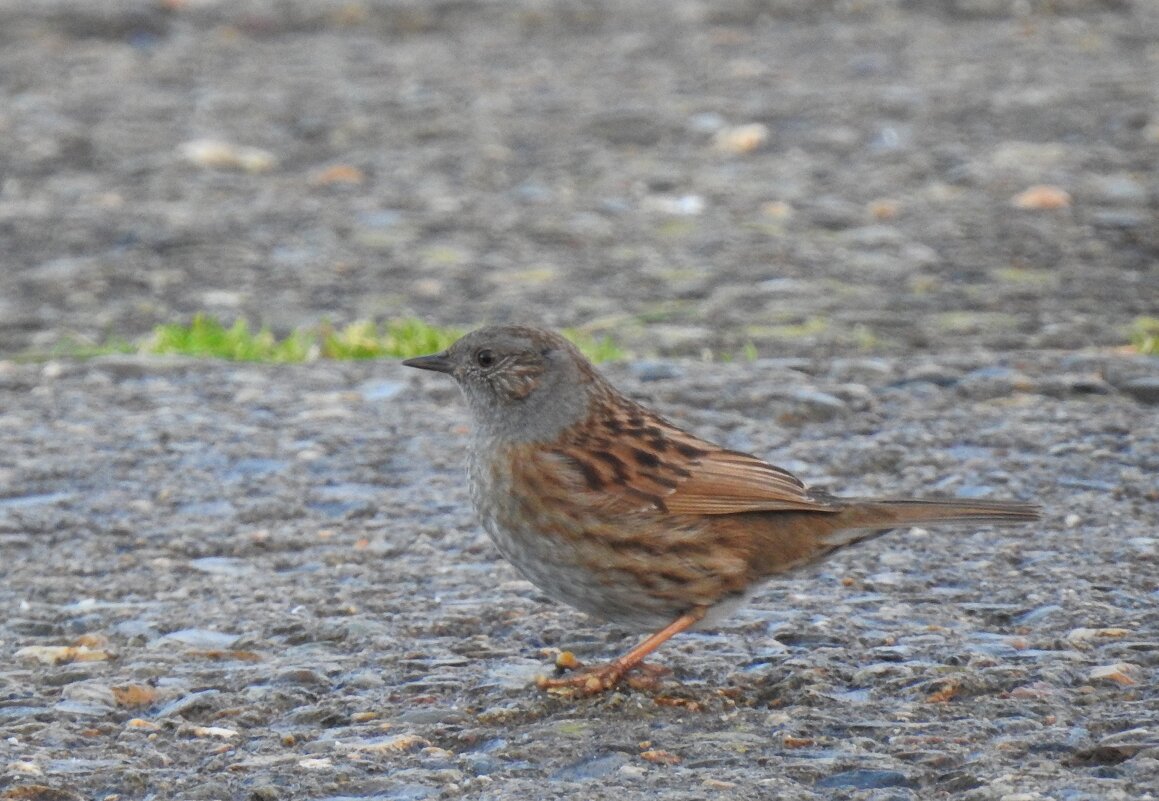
[404,325,1041,695]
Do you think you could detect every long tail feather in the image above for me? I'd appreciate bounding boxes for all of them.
[750,497,1041,576]
[831,498,1042,530]
[812,498,1041,555]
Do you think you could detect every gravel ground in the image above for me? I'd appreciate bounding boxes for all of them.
[1,1,1158,800]
[1,353,1157,799]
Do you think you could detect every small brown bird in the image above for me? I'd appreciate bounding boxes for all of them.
[404,325,1040,694]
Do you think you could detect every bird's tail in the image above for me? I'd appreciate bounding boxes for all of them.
[820,497,1042,549]
[750,497,1041,576]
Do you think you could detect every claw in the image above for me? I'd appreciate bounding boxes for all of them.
[536,658,673,695]
[535,610,703,696]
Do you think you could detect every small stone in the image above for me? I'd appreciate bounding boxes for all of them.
[1118,377,1159,405]
[1099,727,1155,748]
[359,378,406,402]
[956,366,1033,399]
[1068,627,1131,643]
[687,111,726,134]
[188,556,255,576]
[112,684,159,708]
[1011,185,1071,210]
[309,164,366,186]
[1088,663,1141,686]
[640,749,681,765]
[629,361,684,382]
[555,651,581,670]
[644,194,705,215]
[760,200,794,221]
[155,628,240,650]
[901,364,964,387]
[815,769,912,789]
[1036,373,1116,398]
[60,682,117,712]
[178,138,277,172]
[1085,174,1148,204]
[15,645,111,665]
[713,122,770,154]
[868,198,901,220]
[788,388,847,420]
[273,668,329,686]
[1090,210,1148,229]
[551,752,630,781]
[342,734,431,755]
[155,689,220,719]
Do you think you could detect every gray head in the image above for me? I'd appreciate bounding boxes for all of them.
[403,325,603,442]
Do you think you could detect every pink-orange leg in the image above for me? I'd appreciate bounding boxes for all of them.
[537,607,707,695]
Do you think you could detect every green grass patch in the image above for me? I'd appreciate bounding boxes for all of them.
[560,328,626,363]
[146,315,316,361]
[142,315,464,362]
[1130,316,1159,356]
[132,314,624,363]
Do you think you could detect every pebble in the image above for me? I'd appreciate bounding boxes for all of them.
[712,123,771,154]
[1084,174,1149,205]
[1098,727,1157,748]
[1011,184,1071,210]
[274,668,330,687]
[629,360,684,382]
[155,628,240,650]
[178,138,277,173]
[550,752,630,781]
[643,194,705,216]
[686,111,726,134]
[188,556,256,576]
[1088,663,1141,686]
[956,366,1033,399]
[828,357,894,382]
[787,388,848,420]
[154,689,220,719]
[1089,209,1149,229]
[1068,627,1131,643]
[1118,377,1159,405]
[1014,605,1064,624]
[815,768,912,789]
[898,364,964,387]
[359,378,407,402]
[59,681,117,712]
[1035,373,1116,398]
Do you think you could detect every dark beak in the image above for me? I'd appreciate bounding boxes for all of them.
[402,352,454,374]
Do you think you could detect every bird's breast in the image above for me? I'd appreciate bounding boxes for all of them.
[465,442,758,630]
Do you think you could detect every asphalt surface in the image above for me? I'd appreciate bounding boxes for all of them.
[1,1,1157,799]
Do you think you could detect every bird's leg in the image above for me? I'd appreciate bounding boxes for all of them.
[537,608,707,695]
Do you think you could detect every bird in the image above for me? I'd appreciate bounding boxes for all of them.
[403,325,1041,694]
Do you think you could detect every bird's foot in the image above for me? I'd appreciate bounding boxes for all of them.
[536,651,670,695]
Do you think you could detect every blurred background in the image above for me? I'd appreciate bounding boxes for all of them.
[1,0,1155,359]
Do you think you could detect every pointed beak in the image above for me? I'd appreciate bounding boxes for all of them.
[402,352,454,374]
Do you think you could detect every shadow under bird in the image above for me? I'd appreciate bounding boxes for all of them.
[404,325,1041,694]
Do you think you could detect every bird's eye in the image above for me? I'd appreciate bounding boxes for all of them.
[475,349,496,368]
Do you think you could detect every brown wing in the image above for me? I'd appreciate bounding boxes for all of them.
[660,447,835,514]
[546,400,840,516]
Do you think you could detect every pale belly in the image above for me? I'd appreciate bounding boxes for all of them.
[467,449,752,632]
